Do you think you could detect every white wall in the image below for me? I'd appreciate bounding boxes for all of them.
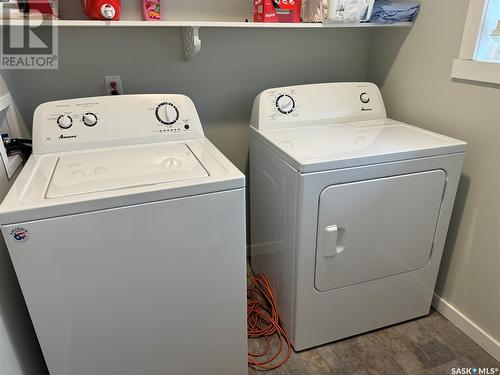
[0,75,47,374]
[369,0,500,353]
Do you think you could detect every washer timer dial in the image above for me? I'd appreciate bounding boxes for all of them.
[276,95,295,114]
[155,102,179,125]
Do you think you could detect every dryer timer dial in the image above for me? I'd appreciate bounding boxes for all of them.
[360,93,370,104]
[276,95,295,114]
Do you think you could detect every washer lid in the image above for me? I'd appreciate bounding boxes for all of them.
[46,143,208,198]
[253,119,467,173]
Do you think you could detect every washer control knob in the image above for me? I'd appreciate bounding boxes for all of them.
[155,102,179,125]
[82,113,98,127]
[276,94,295,114]
[360,92,370,104]
[57,115,73,129]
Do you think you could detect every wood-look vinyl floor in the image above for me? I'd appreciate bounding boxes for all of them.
[248,310,500,374]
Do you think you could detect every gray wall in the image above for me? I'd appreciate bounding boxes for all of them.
[2,26,371,171]
[369,0,500,342]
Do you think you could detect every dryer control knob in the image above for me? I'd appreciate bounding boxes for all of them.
[360,93,370,104]
[276,94,295,114]
[82,113,98,127]
[57,115,73,129]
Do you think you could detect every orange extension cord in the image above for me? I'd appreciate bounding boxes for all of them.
[247,271,292,370]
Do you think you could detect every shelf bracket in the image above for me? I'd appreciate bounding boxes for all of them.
[182,26,201,61]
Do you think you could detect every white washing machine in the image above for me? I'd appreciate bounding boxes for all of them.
[0,95,248,375]
[249,82,466,351]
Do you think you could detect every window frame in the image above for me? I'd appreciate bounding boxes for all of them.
[451,0,500,84]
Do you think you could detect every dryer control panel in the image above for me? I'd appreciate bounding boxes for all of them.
[33,94,205,154]
[250,82,387,131]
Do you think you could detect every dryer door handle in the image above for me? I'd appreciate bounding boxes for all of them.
[323,225,345,257]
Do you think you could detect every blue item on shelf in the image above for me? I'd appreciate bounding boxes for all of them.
[369,0,420,23]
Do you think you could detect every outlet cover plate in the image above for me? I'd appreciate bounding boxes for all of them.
[104,75,123,95]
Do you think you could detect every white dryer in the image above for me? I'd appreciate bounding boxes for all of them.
[0,95,247,374]
[249,83,466,351]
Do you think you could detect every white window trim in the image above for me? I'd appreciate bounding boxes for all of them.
[451,0,500,84]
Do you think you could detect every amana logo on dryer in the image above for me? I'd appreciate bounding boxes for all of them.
[10,227,29,243]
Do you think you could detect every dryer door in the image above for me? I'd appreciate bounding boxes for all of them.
[315,170,446,292]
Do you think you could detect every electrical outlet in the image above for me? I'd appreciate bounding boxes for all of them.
[104,75,123,95]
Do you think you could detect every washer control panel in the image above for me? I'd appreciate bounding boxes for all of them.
[251,82,387,130]
[33,94,204,154]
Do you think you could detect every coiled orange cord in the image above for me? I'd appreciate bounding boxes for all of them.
[247,271,292,370]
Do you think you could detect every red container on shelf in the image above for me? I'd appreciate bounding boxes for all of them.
[254,0,301,23]
[83,0,121,20]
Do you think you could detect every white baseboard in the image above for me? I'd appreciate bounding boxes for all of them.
[432,294,500,362]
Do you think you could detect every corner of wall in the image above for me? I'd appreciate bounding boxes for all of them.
[432,294,500,362]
